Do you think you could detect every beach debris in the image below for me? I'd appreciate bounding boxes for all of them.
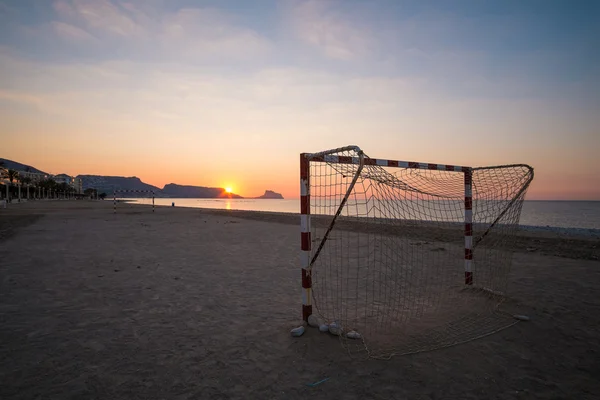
[290,326,305,337]
[328,321,343,336]
[346,331,361,340]
[513,315,530,321]
[306,378,329,387]
[319,324,329,332]
[307,314,324,328]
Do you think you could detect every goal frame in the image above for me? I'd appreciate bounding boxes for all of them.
[113,189,155,213]
[300,145,501,322]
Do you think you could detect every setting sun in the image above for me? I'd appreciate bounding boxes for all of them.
[225,187,232,193]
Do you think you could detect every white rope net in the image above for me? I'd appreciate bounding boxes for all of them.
[307,147,533,359]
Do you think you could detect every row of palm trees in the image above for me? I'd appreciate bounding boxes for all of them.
[0,161,79,202]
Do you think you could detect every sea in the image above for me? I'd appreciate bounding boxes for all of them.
[124,198,600,232]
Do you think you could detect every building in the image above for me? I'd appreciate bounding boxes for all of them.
[53,174,83,194]
[73,177,83,194]
[17,170,48,183]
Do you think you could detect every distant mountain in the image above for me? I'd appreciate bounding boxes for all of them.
[1,158,278,199]
[0,158,49,175]
[255,190,284,199]
[162,183,242,198]
[77,175,160,195]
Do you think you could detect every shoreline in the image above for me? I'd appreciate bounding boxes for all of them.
[17,197,599,233]
[4,199,600,239]
[139,202,600,261]
[2,200,598,260]
[148,202,600,239]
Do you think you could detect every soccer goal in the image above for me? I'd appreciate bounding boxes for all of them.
[299,145,534,358]
[113,189,155,213]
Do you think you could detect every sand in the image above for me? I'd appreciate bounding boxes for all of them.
[1,200,599,399]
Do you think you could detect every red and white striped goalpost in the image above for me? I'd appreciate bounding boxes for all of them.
[300,148,474,322]
[464,169,473,285]
[300,153,312,321]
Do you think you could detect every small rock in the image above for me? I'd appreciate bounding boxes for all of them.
[290,326,305,337]
[328,322,343,336]
[114,269,120,272]
[346,331,361,340]
[307,314,324,328]
[97,275,104,278]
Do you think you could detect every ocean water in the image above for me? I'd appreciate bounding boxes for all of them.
[124,198,600,230]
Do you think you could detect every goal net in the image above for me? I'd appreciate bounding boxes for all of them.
[300,145,534,359]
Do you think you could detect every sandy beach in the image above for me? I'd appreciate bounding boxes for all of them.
[1,200,599,399]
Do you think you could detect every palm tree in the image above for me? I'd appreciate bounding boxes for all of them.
[0,162,7,201]
[7,169,19,184]
[4,170,19,201]
[0,161,7,180]
[20,176,32,200]
[38,178,56,199]
[57,182,69,199]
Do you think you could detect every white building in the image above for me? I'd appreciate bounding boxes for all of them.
[18,170,48,183]
[73,177,83,194]
[53,174,83,194]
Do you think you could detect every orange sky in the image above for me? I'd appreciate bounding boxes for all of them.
[1,0,599,200]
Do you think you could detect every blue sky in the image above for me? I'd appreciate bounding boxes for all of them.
[0,0,598,198]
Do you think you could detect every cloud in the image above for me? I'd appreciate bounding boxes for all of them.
[53,0,146,38]
[159,8,270,60]
[46,0,270,61]
[0,48,419,131]
[0,90,45,108]
[50,21,99,43]
[284,0,373,60]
